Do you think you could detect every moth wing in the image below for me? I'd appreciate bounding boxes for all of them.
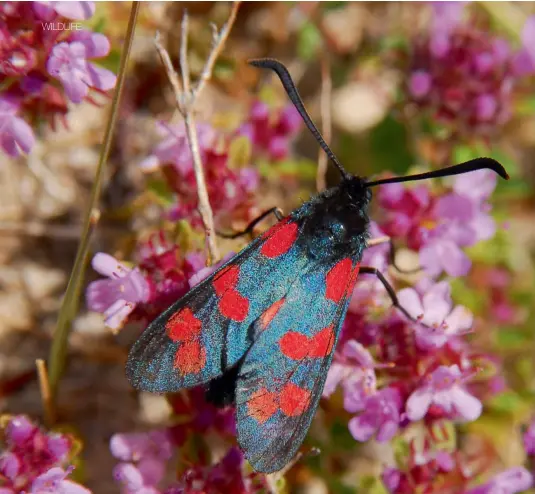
[126,219,310,392]
[235,257,361,473]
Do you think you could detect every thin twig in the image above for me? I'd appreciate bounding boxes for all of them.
[154,2,241,264]
[368,235,390,247]
[316,55,332,192]
[36,359,55,426]
[154,31,183,100]
[180,12,191,94]
[47,2,141,406]
[192,1,241,99]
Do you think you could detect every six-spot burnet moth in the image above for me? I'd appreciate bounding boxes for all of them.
[126,58,509,473]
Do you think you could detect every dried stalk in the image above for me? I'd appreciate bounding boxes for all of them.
[316,56,332,192]
[36,359,55,426]
[153,2,241,264]
[47,2,141,407]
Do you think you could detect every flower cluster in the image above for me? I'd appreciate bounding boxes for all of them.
[237,100,301,161]
[140,100,300,229]
[86,233,208,330]
[323,162,523,490]
[405,3,535,137]
[383,442,533,494]
[378,169,497,277]
[0,415,89,493]
[0,1,116,157]
[141,122,258,229]
[111,431,266,494]
[111,429,173,494]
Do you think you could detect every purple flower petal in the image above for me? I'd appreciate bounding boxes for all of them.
[113,463,145,491]
[453,169,497,201]
[323,363,345,397]
[522,15,535,65]
[53,2,96,20]
[397,288,423,319]
[475,94,497,121]
[431,1,467,35]
[87,63,117,91]
[6,416,36,444]
[444,305,473,333]
[0,453,20,480]
[406,388,433,421]
[70,31,110,58]
[376,420,398,442]
[430,32,451,58]
[409,71,431,99]
[103,299,135,330]
[348,415,376,442]
[450,387,482,421]
[421,281,451,325]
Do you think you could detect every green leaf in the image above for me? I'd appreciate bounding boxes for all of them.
[146,178,175,206]
[496,327,532,349]
[98,48,121,73]
[298,21,322,61]
[258,158,317,181]
[228,135,252,169]
[488,390,524,413]
[370,115,414,175]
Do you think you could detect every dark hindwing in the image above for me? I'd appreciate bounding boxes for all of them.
[235,256,361,473]
[126,218,311,392]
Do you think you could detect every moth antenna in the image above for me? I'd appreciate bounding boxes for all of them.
[364,157,509,188]
[249,58,350,181]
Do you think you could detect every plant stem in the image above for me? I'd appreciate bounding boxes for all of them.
[47,1,141,407]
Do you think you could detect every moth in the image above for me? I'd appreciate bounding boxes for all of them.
[126,58,508,473]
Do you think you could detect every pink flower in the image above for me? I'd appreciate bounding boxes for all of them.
[139,122,216,174]
[111,430,172,494]
[0,415,87,493]
[0,97,35,157]
[47,33,116,103]
[467,467,533,494]
[238,100,301,161]
[398,281,473,350]
[86,253,150,330]
[33,1,96,21]
[524,417,535,455]
[519,15,535,73]
[30,467,90,494]
[323,340,377,413]
[406,365,482,422]
[406,2,532,136]
[348,387,402,442]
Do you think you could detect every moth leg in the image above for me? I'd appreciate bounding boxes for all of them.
[359,266,414,321]
[387,239,421,274]
[217,207,284,239]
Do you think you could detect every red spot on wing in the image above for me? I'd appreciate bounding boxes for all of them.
[309,325,335,358]
[247,388,279,424]
[261,222,298,258]
[325,258,353,303]
[279,383,311,417]
[260,298,285,330]
[213,265,240,296]
[219,290,249,322]
[166,307,202,342]
[173,340,206,375]
[280,326,335,360]
[279,332,310,360]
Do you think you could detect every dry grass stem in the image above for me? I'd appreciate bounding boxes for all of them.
[153,2,242,264]
[36,359,55,426]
